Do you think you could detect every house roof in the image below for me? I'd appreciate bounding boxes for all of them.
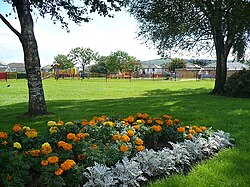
[0,61,8,66]
[41,65,53,70]
[8,63,25,68]
[141,58,171,66]
[205,62,249,70]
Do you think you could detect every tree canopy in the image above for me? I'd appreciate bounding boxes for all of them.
[53,54,74,69]
[128,0,250,94]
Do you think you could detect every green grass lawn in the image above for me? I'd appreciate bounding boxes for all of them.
[0,78,249,186]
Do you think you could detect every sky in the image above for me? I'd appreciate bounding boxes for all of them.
[0,2,227,67]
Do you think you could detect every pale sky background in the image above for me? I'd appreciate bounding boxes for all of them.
[0,2,233,67]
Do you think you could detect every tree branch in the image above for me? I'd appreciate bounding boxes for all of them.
[0,13,21,38]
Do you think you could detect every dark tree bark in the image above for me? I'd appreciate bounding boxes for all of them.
[14,0,48,116]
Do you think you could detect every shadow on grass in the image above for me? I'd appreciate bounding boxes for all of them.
[0,87,249,185]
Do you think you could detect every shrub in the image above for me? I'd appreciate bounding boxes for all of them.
[224,70,250,98]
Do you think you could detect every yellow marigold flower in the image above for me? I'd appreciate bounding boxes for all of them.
[200,126,207,131]
[30,149,40,157]
[136,120,141,124]
[136,145,144,152]
[121,135,130,142]
[25,129,38,138]
[2,141,8,145]
[120,145,128,152]
[134,138,144,146]
[163,114,172,119]
[132,125,139,130]
[42,142,50,147]
[22,126,31,131]
[47,156,59,164]
[151,125,162,132]
[49,126,58,134]
[189,129,195,134]
[177,127,185,133]
[127,130,135,137]
[155,119,163,125]
[165,119,173,126]
[60,159,76,171]
[127,115,135,123]
[57,120,64,126]
[65,122,74,125]
[67,133,77,140]
[112,134,121,141]
[195,127,202,133]
[77,154,86,160]
[12,124,22,132]
[142,113,148,119]
[174,118,180,124]
[81,119,88,126]
[47,121,57,127]
[103,121,114,127]
[13,142,22,149]
[187,133,193,139]
[0,132,8,139]
[55,168,64,176]
[41,160,49,166]
[91,144,98,149]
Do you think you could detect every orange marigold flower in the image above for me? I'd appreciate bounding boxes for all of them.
[142,113,148,119]
[189,129,195,134]
[127,115,134,123]
[60,159,76,171]
[67,133,77,140]
[155,119,163,125]
[41,143,53,154]
[112,134,121,141]
[187,133,193,139]
[81,119,88,126]
[12,124,22,132]
[134,138,144,146]
[76,133,87,139]
[2,141,8,145]
[63,143,73,151]
[132,125,139,130]
[136,112,143,118]
[0,132,8,139]
[57,141,66,147]
[174,118,180,124]
[41,160,49,166]
[177,127,185,133]
[121,135,130,142]
[195,127,202,133]
[120,145,128,152]
[25,129,38,138]
[57,120,64,126]
[88,120,96,126]
[47,156,59,164]
[30,149,40,157]
[163,114,172,119]
[151,125,162,132]
[136,145,144,152]
[200,126,207,131]
[55,168,64,176]
[127,130,135,137]
[77,154,86,160]
[91,144,98,149]
[147,119,153,124]
[165,119,173,126]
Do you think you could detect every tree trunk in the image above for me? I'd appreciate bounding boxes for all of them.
[15,0,48,116]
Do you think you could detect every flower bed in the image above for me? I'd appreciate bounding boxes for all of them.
[0,113,233,187]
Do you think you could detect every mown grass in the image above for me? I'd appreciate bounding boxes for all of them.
[0,78,249,186]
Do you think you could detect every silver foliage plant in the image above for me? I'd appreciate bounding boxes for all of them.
[83,130,233,187]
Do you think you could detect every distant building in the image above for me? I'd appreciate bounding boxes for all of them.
[41,65,52,72]
[141,58,171,77]
[0,61,8,72]
[6,63,26,72]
